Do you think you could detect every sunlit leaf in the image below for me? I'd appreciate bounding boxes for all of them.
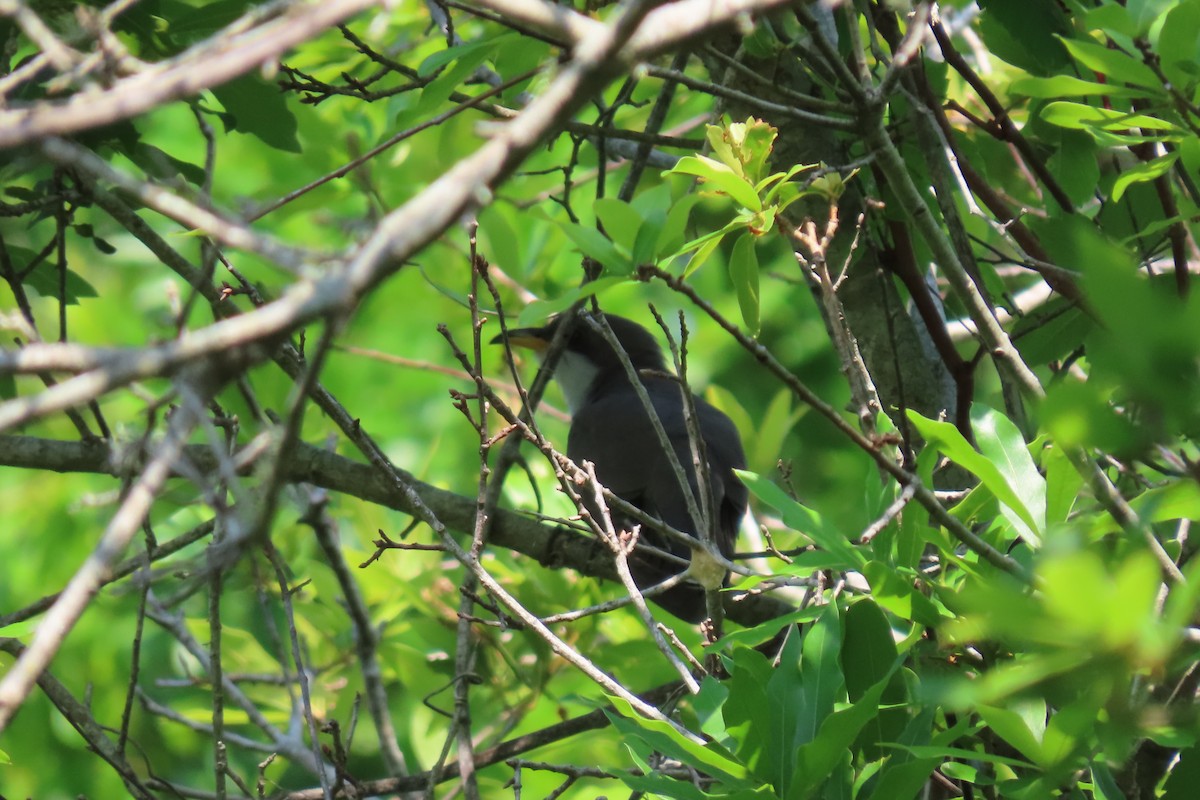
[728,232,761,334]
[593,196,643,255]
[1111,152,1178,201]
[972,406,1046,547]
[558,222,632,274]
[735,470,867,569]
[907,411,1041,545]
[514,277,628,326]
[1010,75,1153,98]
[1041,101,1180,133]
[606,695,751,785]
[1056,37,1161,88]
[670,155,762,211]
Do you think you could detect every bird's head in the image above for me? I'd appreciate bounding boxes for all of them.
[491,313,666,412]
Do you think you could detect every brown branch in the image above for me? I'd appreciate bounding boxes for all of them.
[0,433,796,629]
[279,681,683,799]
[881,220,975,438]
[928,12,1075,212]
[0,639,156,800]
[0,0,383,148]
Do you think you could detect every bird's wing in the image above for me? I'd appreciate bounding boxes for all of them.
[566,381,746,556]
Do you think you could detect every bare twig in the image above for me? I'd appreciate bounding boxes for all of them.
[0,374,210,732]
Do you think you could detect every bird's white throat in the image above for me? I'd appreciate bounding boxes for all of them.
[550,349,601,414]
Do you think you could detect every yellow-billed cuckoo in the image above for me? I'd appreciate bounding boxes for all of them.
[493,312,747,622]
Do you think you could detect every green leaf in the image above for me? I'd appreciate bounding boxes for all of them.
[1083,3,1136,37]
[1130,479,1200,524]
[629,180,673,216]
[617,771,772,799]
[757,162,815,201]
[774,551,859,576]
[863,709,940,800]
[1042,445,1083,527]
[735,119,777,186]
[1126,0,1174,36]
[416,45,495,114]
[1010,75,1153,98]
[666,217,742,262]
[0,617,38,638]
[1041,101,1180,133]
[478,204,521,275]
[558,222,632,274]
[132,142,208,186]
[705,117,777,185]
[724,646,774,766]
[862,562,945,627]
[1011,299,1094,366]
[683,231,726,277]
[797,603,843,746]
[742,18,782,59]
[172,0,259,41]
[1057,37,1161,89]
[710,606,823,649]
[656,192,703,257]
[894,445,938,571]
[972,406,1046,546]
[978,702,1045,764]
[1105,551,1162,648]
[1040,380,1143,454]
[842,599,903,760]
[513,277,628,327]
[894,744,1034,769]
[691,676,731,740]
[22,265,100,305]
[417,39,496,78]
[631,207,666,266]
[593,197,644,256]
[1091,759,1126,800]
[791,674,892,798]
[758,631,805,793]
[728,233,761,335]
[735,470,867,569]
[1111,152,1178,201]
[605,694,751,785]
[1035,550,1158,647]
[211,74,299,152]
[977,0,1072,74]
[747,387,805,473]
[1157,0,1200,90]
[1045,128,1100,207]
[907,411,1041,545]
[670,155,762,211]
[866,758,941,800]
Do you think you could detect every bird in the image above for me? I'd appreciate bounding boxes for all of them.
[492,312,747,622]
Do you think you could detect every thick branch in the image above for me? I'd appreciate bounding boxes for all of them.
[0,434,794,629]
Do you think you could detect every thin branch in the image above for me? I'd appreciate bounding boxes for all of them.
[0,0,383,148]
[0,639,156,800]
[0,375,209,732]
[279,682,683,798]
[144,592,333,778]
[41,137,319,273]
